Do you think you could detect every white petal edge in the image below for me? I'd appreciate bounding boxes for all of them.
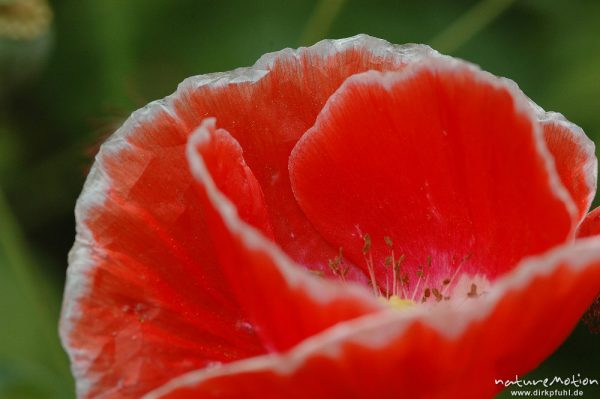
[289,55,580,239]
[537,107,597,219]
[506,80,597,220]
[144,235,600,399]
[59,34,436,398]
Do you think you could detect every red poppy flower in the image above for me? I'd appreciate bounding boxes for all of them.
[59,35,600,399]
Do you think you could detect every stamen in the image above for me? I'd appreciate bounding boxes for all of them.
[362,234,379,296]
[441,252,472,297]
[467,283,479,298]
[384,236,394,248]
[393,254,406,298]
[362,233,372,255]
[421,287,431,303]
[310,270,325,278]
[416,264,424,277]
[345,235,482,307]
[327,247,348,281]
[411,265,423,301]
[432,288,443,302]
[411,254,433,301]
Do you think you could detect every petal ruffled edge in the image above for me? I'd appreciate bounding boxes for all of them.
[536,107,597,222]
[143,237,600,399]
[61,117,133,397]
[176,34,434,92]
[497,82,597,223]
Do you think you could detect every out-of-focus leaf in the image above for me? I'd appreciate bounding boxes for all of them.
[0,357,71,399]
[0,190,74,398]
[0,123,21,181]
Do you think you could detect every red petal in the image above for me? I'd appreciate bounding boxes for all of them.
[540,113,597,222]
[143,239,600,399]
[60,108,270,398]
[577,206,600,238]
[172,35,434,278]
[187,119,383,351]
[290,58,577,293]
[577,208,600,333]
[194,119,273,236]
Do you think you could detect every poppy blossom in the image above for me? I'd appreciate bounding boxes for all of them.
[60,35,600,399]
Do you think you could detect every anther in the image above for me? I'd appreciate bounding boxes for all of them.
[422,287,431,303]
[327,247,348,280]
[362,234,372,255]
[384,236,393,248]
[416,265,424,277]
[467,283,478,298]
[311,270,325,278]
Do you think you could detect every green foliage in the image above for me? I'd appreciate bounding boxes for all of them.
[0,190,73,398]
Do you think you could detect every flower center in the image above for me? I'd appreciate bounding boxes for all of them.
[385,295,415,309]
[328,232,490,306]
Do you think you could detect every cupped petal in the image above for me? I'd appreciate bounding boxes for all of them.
[187,118,384,351]
[289,56,578,293]
[143,238,600,399]
[538,111,597,222]
[172,35,436,278]
[60,106,270,398]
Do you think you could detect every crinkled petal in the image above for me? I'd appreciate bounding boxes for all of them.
[289,56,578,293]
[143,239,600,399]
[186,119,383,351]
[539,111,597,222]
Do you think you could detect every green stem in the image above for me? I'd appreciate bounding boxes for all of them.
[430,0,518,54]
[299,0,347,46]
[0,187,70,378]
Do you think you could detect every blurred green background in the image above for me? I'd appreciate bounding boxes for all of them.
[0,0,599,398]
